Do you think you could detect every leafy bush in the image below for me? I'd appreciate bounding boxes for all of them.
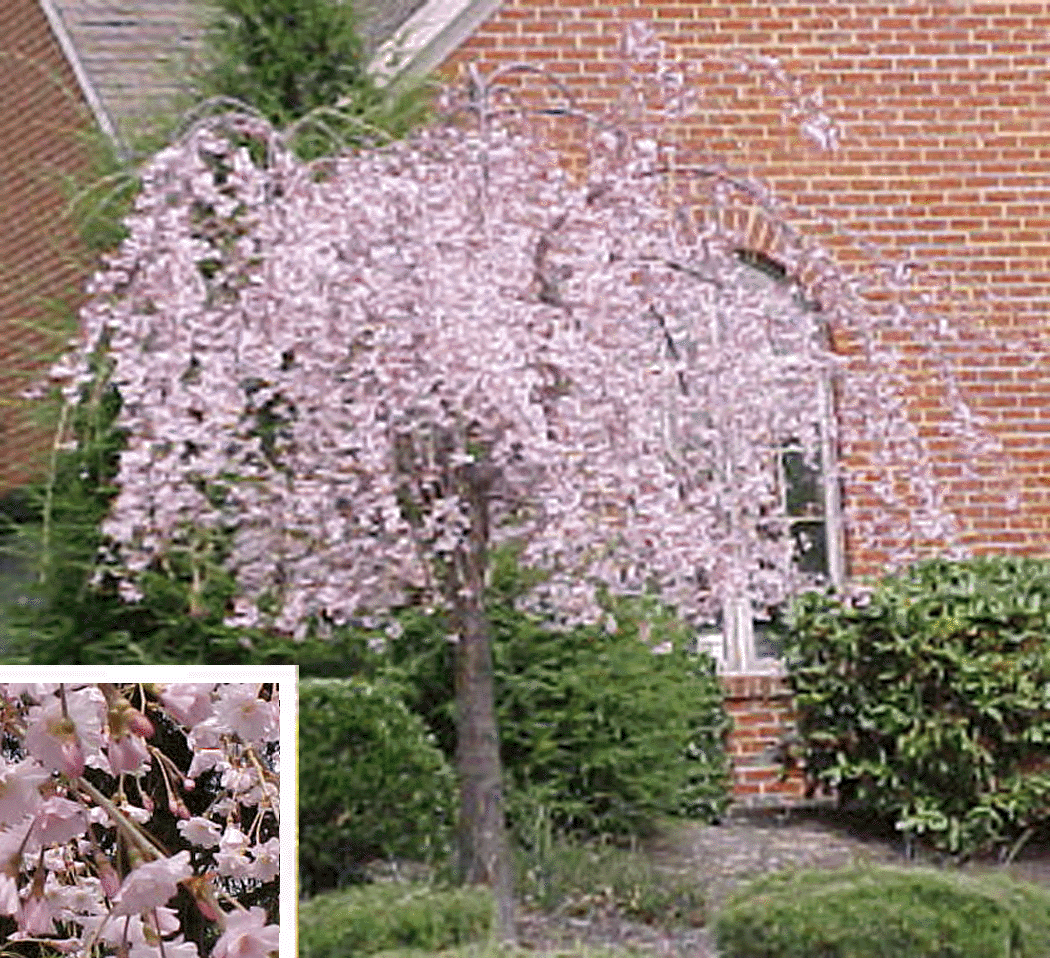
[368,558,732,843]
[298,678,457,897]
[712,864,1050,958]
[298,882,492,958]
[780,556,1050,859]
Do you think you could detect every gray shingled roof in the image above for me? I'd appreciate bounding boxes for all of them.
[49,0,211,147]
[43,0,453,152]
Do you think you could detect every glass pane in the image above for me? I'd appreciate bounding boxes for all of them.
[782,449,823,517]
[791,519,828,576]
[753,618,783,659]
[692,607,724,663]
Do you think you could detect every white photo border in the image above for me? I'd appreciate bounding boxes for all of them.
[0,664,298,957]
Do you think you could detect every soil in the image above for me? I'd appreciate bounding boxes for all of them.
[513,805,1050,957]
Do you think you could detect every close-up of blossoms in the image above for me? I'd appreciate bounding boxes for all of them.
[0,681,282,958]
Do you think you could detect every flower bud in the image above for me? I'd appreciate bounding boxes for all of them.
[59,739,85,779]
[95,853,121,899]
[127,709,154,739]
[185,873,223,923]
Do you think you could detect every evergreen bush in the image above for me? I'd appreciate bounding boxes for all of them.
[298,882,492,958]
[780,556,1050,860]
[298,678,458,898]
[370,556,733,843]
[713,864,1050,958]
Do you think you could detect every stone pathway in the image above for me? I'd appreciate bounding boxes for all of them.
[518,805,1050,956]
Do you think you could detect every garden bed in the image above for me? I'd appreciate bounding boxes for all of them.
[515,806,1050,957]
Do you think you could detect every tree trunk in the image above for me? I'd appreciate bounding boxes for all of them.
[449,466,516,944]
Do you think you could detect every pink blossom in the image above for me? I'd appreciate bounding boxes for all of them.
[1,684,60,702]
[22,882,56,935]
[213,686,277,746]
[0,816,35,878]
[247,838,280,883]
[178,816,221,848]
[112,851,193,916]
[106,731,152,776]
[159,684,216,727]
[211,906,279,958]
[94,853,121,899]
[24,687,104,778]
[52,873,106,917]
[0,758,48,826]
[0,872,19,919]
[94,904,181,947]
[131,937,199,958]
[215,826,252,879]
[31,796,88,847]
[187,747,227,779]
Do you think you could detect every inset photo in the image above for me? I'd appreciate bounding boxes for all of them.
[0,665,295,958]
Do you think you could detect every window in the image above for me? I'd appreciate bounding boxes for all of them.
[692,251,844,674]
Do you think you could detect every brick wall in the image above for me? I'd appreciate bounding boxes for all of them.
[439,0,1050,580]
[0,0,98,493]
[437,3,1050,802]
[720,674,810,807]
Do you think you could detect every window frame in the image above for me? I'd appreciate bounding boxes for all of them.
[696,254,845,675]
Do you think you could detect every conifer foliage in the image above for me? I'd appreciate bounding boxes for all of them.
[191,0,376,123]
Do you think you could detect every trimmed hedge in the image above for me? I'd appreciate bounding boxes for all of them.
[714,865,1050,958]
[780,556,1050,860]
[298,883,492,958]
[298,678,457,897]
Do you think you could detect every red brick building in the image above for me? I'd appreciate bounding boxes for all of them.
[7,0,1050,804]
[1,0,97,490]
[371,0,1050,803]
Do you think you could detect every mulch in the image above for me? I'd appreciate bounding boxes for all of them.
[511,804,1050,957]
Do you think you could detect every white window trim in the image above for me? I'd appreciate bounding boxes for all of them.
[701,260,846,676]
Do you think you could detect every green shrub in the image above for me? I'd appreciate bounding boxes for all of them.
[298,882,492,958]
[712,864,1050,958]
[369,557,732,842]
[493,598,731,839]
[780,556,1050,860]
[298,678,457,897]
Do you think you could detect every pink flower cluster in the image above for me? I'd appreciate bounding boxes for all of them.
[0,683,280,958]
[51,34,998,648]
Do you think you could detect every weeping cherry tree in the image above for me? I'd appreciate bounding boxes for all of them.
[47,24,1009,941]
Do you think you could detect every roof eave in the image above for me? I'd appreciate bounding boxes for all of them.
[35,0,126,157]
[368,0,503,89]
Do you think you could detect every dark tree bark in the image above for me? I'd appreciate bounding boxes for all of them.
[448,464,516,943]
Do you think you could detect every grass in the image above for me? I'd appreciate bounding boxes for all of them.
[298,824,703,958]
[515,829,706,928]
